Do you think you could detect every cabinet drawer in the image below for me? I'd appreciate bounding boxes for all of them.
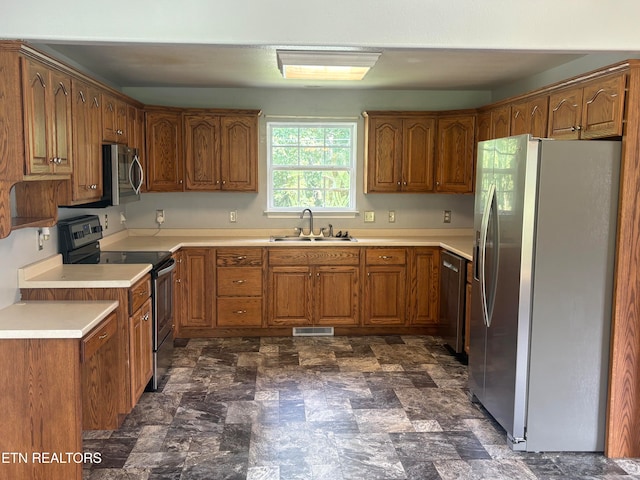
[217,297,262,327]
[82,312,118,362]
[217,267,263,296]
[365,248,407,265]
[269,248,360,266]
[217,249,263,266]
[129,276,151,314]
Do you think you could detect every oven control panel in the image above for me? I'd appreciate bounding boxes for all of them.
[58,215,104,252]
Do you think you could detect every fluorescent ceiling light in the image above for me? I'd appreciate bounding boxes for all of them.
[277,50,381,81]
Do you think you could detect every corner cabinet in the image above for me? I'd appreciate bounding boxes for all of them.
[435,114,476,193]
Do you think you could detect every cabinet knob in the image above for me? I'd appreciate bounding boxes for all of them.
[403,181,407,185]
[236,256,247,260]
[232,279,246,284]
[142,313,150,321]
[176,279,181,283]
[222,180,226,185]
[379,255,393,260]
[234,310,247,314]
[117,129,123,135]
[397,181,401,186]
[99,332,108,340]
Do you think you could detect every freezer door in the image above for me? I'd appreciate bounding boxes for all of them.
[480,135,539,448]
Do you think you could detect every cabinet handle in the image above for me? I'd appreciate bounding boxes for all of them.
[142,313,150,321]
[58,82,68,96]
[403,181,407,185]
[138,291,147,296]
[234,310,247,314]
[179,180,183,184]
[236,256,247,260]
[35,72,46,88]
[176,279,181,283]
[93,97,100,108]
[397,181,401,186]
[215,180,220,184]
[570,125,582,132]
[222,180,226,185]
[316,272,320,277]
[116,129,123,135]
[232,279,246,284]
[99,332,108,339]
[79,91,86,103]
[379,255,393,260]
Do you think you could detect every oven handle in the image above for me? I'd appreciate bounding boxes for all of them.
[155,258,176,277]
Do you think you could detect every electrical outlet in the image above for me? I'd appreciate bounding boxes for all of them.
[364,211,375,223]
[443,210,452,223]
[229,210,237,223]
[388,211,396,223]
[104,214,108,229]
[156,209,165,225]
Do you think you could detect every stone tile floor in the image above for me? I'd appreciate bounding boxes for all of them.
[83,335,640,479]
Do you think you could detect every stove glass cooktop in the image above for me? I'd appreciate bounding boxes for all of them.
[100,251,171,267]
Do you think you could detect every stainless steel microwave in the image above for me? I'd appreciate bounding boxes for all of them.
[76,144,143,207]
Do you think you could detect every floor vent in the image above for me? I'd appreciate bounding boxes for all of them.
[292,327,335,337]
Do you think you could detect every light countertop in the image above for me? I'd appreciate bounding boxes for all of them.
[100,228,474,261]
[18,254,152,289]
[0,300,119,339]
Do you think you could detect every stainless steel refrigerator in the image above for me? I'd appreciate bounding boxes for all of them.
[469,134,620,452]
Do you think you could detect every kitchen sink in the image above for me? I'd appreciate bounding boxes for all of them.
[270,236,356,242]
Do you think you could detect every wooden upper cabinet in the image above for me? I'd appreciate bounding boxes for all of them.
[403,118,436,192]
[548,74,625,140]
[435,114,475,193]
[364,113,435,193]
[101,93,127,143]
[581,75,626,139]
[66,78,102,204]
[184,114,221,190]
[21,57,73,176]
[491,105,511,139]
[146,109,184,192]
[476,111,492,142]
[220,115,258,191]
[548,87,583,139]
[511,95,549,138]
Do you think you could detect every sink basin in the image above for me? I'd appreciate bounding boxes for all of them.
[270,236,312,242]
[270,236,356,242]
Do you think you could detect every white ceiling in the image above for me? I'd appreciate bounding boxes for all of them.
[37,42,586,90]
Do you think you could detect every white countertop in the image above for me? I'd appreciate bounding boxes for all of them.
[18,254,152,289]
[0,300,119,339]
[100,228,474,261]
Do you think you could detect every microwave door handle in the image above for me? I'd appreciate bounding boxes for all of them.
[129,154,143,194]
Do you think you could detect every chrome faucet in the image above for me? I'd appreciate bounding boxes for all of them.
[300,208,314,236]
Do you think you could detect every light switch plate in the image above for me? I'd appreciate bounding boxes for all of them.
[364,211,375,222]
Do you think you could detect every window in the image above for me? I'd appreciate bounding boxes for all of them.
[267,121,357,212]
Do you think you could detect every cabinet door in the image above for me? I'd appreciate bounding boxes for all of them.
[146,110,184,191]
[22,58,72,175]
[435,115,475,193]
[129,297,152,404]
[82,311,119,430]
[102,93,127,143]
[49,69,73,174]
[402,117,435,192]
[411,248,440,325]
[268,266,312,326]
[365,116,403,192]
[315,266,359,326]
[364,265,407,325]
[220,115,258,191]
[548,88,583,139]
[581,75,626,139]
[180,248,215,329]
[491,105,511,139]
[476,111,492,142]
[184,114,221,190]
[70,79,102,203]
[528,95,549,138]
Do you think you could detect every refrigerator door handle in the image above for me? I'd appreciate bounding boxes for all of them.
[485,187,500,328]
[479,183,496,327]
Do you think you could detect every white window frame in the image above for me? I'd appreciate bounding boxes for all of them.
[266,120,357,214]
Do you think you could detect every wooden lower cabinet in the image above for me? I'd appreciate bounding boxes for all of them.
[216,248,265,327]
[129,297,153,405]
[267,248,360,327]
[176,248,215,335]
[21,274,154,416]
[363,248,407,326]
[82,311,119,430]
[410,247,440,325]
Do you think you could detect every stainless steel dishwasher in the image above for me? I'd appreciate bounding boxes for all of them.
[440,251,467,354]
